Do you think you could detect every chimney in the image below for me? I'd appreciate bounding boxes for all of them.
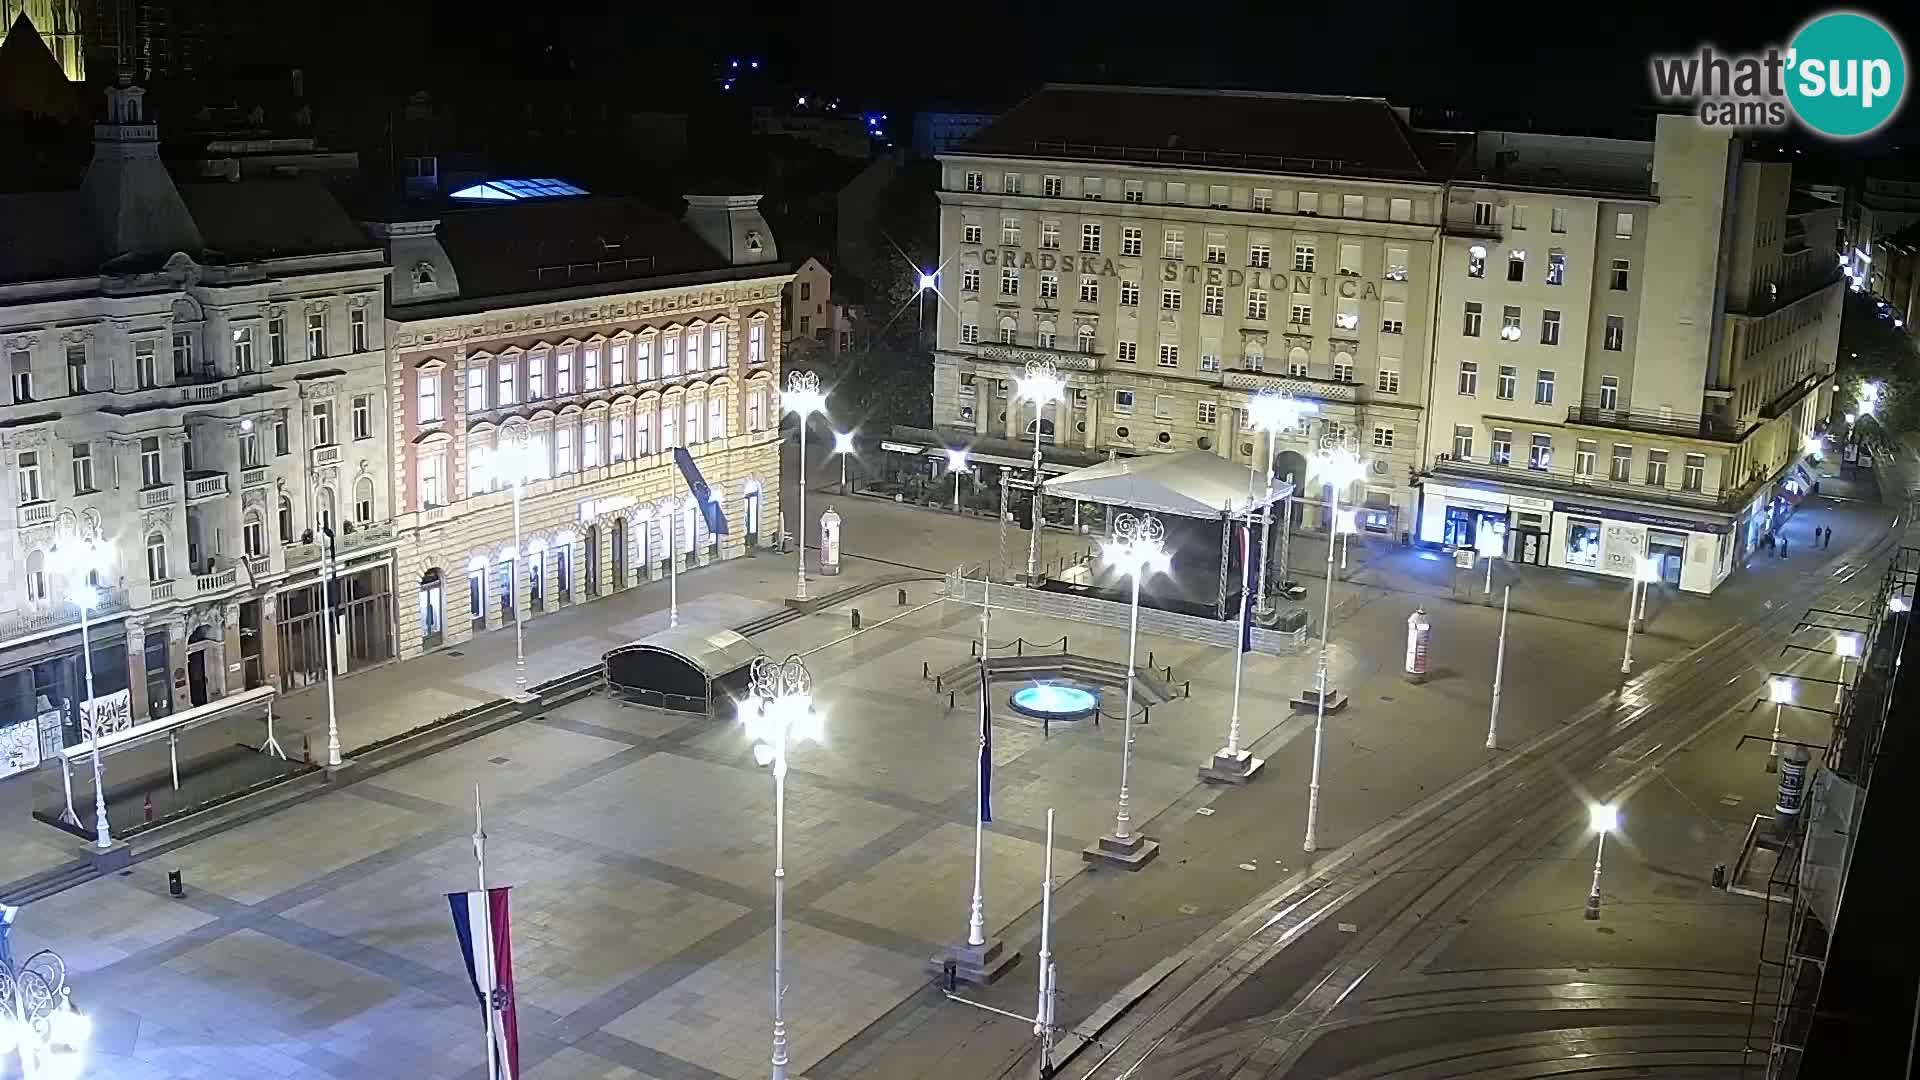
[683,193,778,266]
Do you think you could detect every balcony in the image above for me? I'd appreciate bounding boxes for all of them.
[311,444,341,467]
[0,586,129,645]
[1431,454,1731,511]
[1759,371,1824,420]
[1564,399,1750,443]
[966,342,1098,371]
[137,485,177,509]
[151,579,177,602]
[184,471,230,503]
[196,566,240,593]
[249,554,272,580]
[1443,216,1503,240]
[16,502,54,528]
[241,466,271,489]
[1221,368,1360,404]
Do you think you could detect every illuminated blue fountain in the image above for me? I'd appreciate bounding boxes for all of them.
[1010,683,1099,722]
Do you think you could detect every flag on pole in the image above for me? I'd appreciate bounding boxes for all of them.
[1239,526,1256,653]
[449,886,520,1080]
[978,575,993,823]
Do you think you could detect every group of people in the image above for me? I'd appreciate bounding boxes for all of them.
[1763,523,1836,557]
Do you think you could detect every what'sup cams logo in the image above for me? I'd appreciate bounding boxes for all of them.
[1650,10,1907,138]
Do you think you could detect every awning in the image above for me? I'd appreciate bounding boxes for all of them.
[1041,451,1295,521]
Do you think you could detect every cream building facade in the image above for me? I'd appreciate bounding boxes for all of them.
[367,190,789,662]
[931,85,1445,537]
[1424,116,1841,594]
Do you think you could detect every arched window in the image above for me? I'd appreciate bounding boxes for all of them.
[24,550,46,602]
[998,315,1019,345]
[146,532,168,582]
[243,512,265,557]
[413,262,437,289]
[1287,346,1310,376]
[1245,341,1265,372]
[277,495,294,544]
[319,487,337,534]
[355,476,375,523]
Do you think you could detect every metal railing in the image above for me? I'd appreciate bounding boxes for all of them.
[943,570,1307,656]
[1430,454,1733,510]
[1565,399,1748,442]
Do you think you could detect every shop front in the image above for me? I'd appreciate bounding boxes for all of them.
[1548,500,1733,594]
[1417,482,1556,565]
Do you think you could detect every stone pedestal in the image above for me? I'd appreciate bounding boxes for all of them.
[927,937,1021,986]
[1199,749,1265,784]
[1083,831,1159,870]
[1288,687,1348,713]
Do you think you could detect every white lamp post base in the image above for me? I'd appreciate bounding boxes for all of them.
[927,937,1021,986]
[1288,686,1349,713]
[1200,749,1265,785]
[1082,831,1160,870]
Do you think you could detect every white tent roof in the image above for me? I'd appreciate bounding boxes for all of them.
[1041,451,1295,520]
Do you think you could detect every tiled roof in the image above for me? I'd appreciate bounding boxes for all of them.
[179,179,375,261]
[957,84,1433,180]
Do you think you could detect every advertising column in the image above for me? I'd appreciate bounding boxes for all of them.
[819,506,842,576]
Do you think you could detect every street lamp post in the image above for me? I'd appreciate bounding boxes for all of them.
[832,430,856,494]
[1585,803,1619,920]
[1767,677,1794,773]
[1835,632,1861,704]
[0,944,91,1077]
[1304,436,1367,854]
[1487,585,1510,750]
[947,448,969,513]
[784,371,828,602]
[52,534,113,851]
[1247,389,1314,620]
[1015,359,1066,584]
[1204,455,1267,783]
[483,422,539,695]
[741,655,823,1080]
[1619,557,1659,675]
[1088,513,1169,869]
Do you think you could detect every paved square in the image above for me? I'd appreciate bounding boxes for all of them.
[162,790,441,905]
[372,721,634,808]
[811,822,1059,946]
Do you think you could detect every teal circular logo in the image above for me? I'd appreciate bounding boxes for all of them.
[1787,11,1907,138]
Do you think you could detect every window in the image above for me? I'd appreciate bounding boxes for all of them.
[1467,244,1486,278]
[1043,176,1063,197]
[71,442,93,493]
[311,400,335,445]
[1506,249,1526,282]
[1610,443,1632,482]
[1332,356,1354,382]
[1645,449,1669,486]
[1121,226,1143,257]
[1079,276,1099,304]
[611,416,626,461]
[419,450,444,506]
[634,339,655,381]
[1124,180,1143,203]
[306,312,327,359]
[1683,453,1706,492]
[1036,325,1056,349]
[1252,189,1273,212]
[1157,344,1179,368]
[1113,389,1134,413]
[1529,434,1552,470]
[136,340,158,388]
[1547,248,1566,286]
[1298,191,1320,215]
[1335,299,1360,331]
[1001,267,1020,295]
[1575,439,1597,477]
[800,281,812,302]
[709,395,726,440]
[1614,211,1634,238]
[1078,326,1097,353]
[1289,303,1312,326]
[960,323,980,344]
[1458,361,1479,396]
[1203,285,1225,316]
[1245,345,1264,372]
[1249,243,1271,268]
[239,428,260,469]
[416,370,441,422]
[963,224,983,244]
[1339,242,1362,276]
[1535,369,1556,405]
[962,267,981,292]
[1206,240,1226,265]
[140,436,163,487]
[244,514,265,558]
[584,423,601,467]
[1154,394,1174,419]
[1373,425,1395,449]
[528,352,548,400]
[146,531,168,582]
[171,332,192,377]
[1381,301,1405,335]
[64,344,88,394]
[585,344,603,388]
[1164,230,1185,259]
[1208,185,1229,209]
[607,341,626,386]
[277,495,293,543]
[1452,424,1474,459]
[1497,365,1517,400]
[1385,247,1408,281]
[1001,217,1021,245]
[557,349,575,394]
[227,328,254,376]
[1600,375,1620,411]
[1603,315,1625,351]
[1080,223,1101,253]
[1490,428,1513,465]
[999,321,1017,344]
[350,308,369,353]
[1120,281,1140,306]
[467,366,488,412]
[15,450,41,503]
[1288,350,1310,377]
[1541,309,1561,346]
[1474,201,1495,226]
[1376,369,1400,395]
[352,394,373,440]
[1167,182,1187,204]
[1293,243,1316,272]
[710,327,726,368]
[274,409,290,455]
[1501,305,1522,341]
[1040,221,1060,250]
[8,352,30,402]
[1550,206,1567,233]
[1116,341,1137,363]
[1198,401,1217,426]
[748,323,765,365]
[1389,197,1412,222]
[268,317,286,365]
[964,171,984,193]
[1511,204,1527,230]
[1003,173,1022,195]
[1039,274,1059,302]
[1161,288,1183,311]
[498,358,519,403]
[1610,259,1630,291]
[356,477,374,523]
[1463,301,1483,336]
[1199,341,1220,372]
[1246,289,1268,320]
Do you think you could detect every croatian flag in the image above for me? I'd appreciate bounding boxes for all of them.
[449,886,520,1080]
[978,660,993,823]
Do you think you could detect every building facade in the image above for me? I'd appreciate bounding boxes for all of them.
[0,79,392,775]
[368,190,789,663]
[1,1,82,81]
[1425,117,1841,594]
[782,256,857,362]
[930,86,1443,537]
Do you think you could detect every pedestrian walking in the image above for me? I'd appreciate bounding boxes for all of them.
[1781,534,1790,557]
[1825,526,1834,549]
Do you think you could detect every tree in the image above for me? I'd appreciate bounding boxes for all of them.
[1837,292,1920,454]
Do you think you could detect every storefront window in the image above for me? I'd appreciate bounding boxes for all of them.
[1566,519,1602,568]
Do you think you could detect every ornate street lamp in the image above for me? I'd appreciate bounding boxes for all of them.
[0,944,90,1078]
[1089,513,1170,868]
[1015,358,1066,584]
[1303,434,1367,853]
[481,420,542,694]
[783,371,828,601]
[1245,389,1315,618]
[48,532,114,850]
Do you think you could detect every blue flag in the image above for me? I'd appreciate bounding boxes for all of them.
[978,660,992,823]
[674,448,730,535]
[1239,526,1256,653]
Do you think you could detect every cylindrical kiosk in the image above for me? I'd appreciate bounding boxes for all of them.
[818,506,842,576]
[1404,607,1431,683]
[1775,745,1810,823]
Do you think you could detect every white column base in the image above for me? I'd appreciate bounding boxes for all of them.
[1200,749,1265,784]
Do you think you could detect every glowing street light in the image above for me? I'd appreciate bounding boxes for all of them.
[48,534,113,850]
[916,270,939,293]
[1304,436,1368,853]
[740,655,823,1080]
[1804,434,1824,458]
[832,430,856,493]
[1091,513,1170,867]
[1891,596,1912,613]
[1619,556,1660,675]
[946,447,970,512]
[1247,389,1315,617]
[1767,677,1795,773]
[784,371,829,601]
[1835,632,1861,704]
[1016,359,1067,583]
[480,421,543,688]
[0,944,90,1078]
[1584,802,1619,920]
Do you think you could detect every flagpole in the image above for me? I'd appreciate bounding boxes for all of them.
[968,573,990,947]
[474,783,498,1080]
[1034,807,1058,1078]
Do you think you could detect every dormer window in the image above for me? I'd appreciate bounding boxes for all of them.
[413,262,437,293]
[746,230,764,252]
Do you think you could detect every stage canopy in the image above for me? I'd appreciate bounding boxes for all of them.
[1040,450,1296,521]
[604,626,762,716]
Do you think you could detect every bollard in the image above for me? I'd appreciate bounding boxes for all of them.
[1142,705,1151,726]
[143,791,154,822]
[1712,863,1728,889]
[942,958,959,993]
[1183,681,1191,698]
[898,587,908,606]
[302,735,312,765]
[948,691,956,710]
[168,870,184,899]
[851,609,862,631]
[923,661,930,679]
